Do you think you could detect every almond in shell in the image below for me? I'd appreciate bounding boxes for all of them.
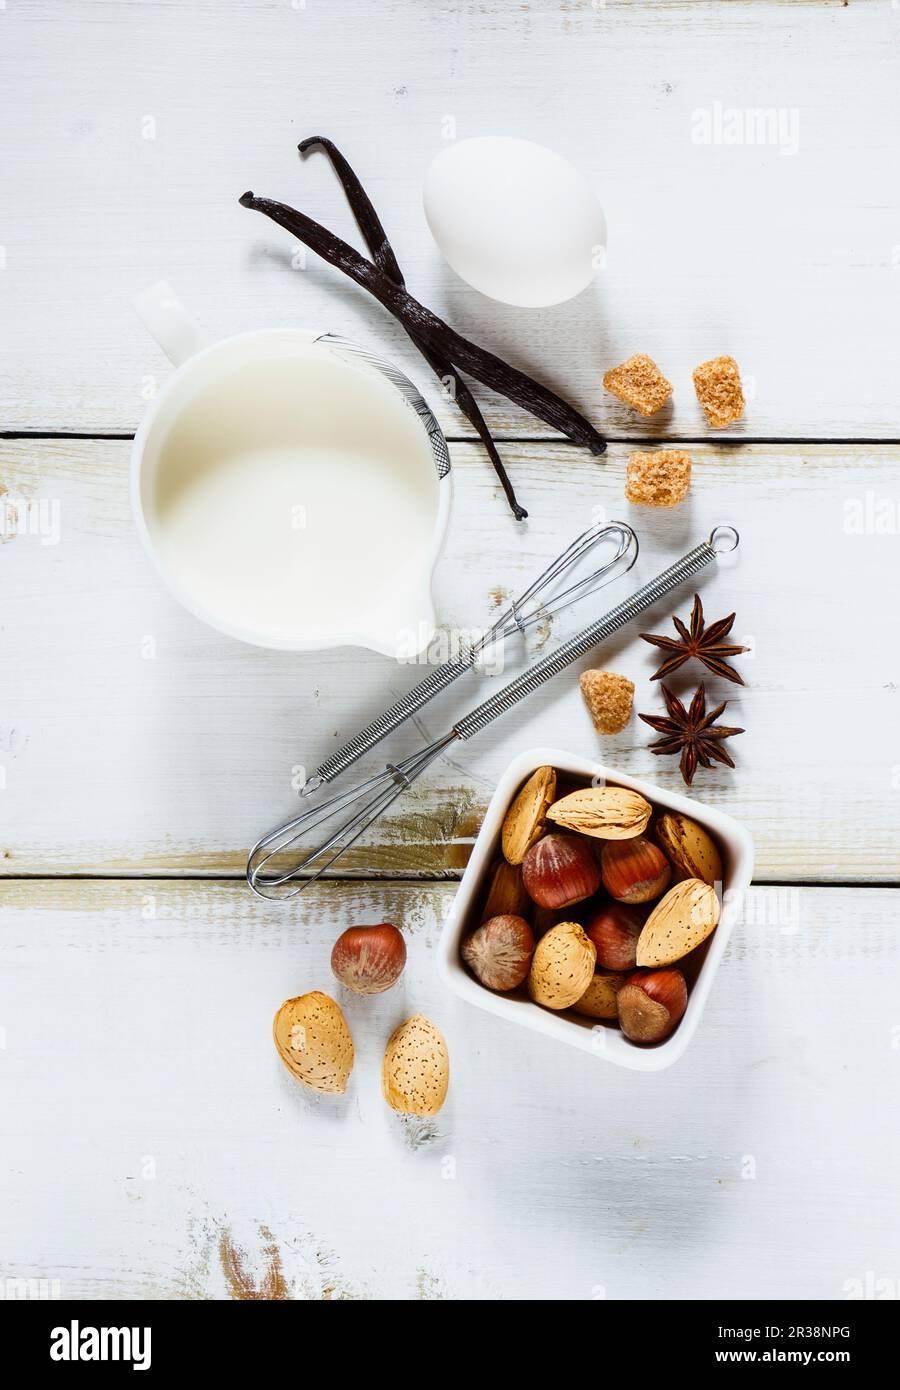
[382,1013,449,1116]
[572,970,627,1020]
[655,812,723,886]
[636,878,721,967]
[273,991,354,1094]
[527,920,596,1010]
[482,858,530,921]
[501,765,557,864]
[547,786,652,840]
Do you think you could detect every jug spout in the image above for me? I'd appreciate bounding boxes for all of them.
[361,596,438,662]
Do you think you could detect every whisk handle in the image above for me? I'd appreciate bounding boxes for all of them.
[314,656,472,785]
[311,520,638,786]
[453,539,719,741]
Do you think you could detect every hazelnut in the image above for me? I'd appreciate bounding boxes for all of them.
[617,968,688,1043]
[522,833,601,910]
[462,914,535,992]
[600,836,671,904]
[331,923,406,995]
[584,901,644,971]
[531,903,573,938]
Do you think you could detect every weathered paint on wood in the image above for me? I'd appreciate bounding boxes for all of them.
[1,2,899,439]
[0,878,896,1300]
[2,438,898,881]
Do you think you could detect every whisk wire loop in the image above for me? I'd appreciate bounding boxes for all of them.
[309,519,636,789]
[247,530,736,900]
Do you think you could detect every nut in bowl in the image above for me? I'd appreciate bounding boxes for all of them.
[438,749,753,1071]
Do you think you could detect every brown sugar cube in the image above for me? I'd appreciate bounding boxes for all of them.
[692,355,745,427]
[579,670,634,735]
[603,354,673,417]
[625,449,691,508]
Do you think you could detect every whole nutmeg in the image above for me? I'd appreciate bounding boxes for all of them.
[527,920,596,1010]
[584,901,644,972]
[655,813,723,887]
[600,836,671,904]
[462,914,534,992]
[331,923,406,995]
[522,833,601,910]
[617,968,687,1043]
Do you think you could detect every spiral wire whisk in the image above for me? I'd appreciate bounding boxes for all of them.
[247,524,738,900]
[308,519,637,789]
[248,520,636,897]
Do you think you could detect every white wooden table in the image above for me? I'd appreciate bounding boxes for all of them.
[2,0,899,1301]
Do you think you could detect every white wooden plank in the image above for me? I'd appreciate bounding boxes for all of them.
[1,1,899,437]
[2,437,899,881]
[0,878,897,1300]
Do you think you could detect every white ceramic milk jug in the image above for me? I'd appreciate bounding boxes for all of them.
[131,282,451,657]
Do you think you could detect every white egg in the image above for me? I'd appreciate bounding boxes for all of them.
[423,136,606,308]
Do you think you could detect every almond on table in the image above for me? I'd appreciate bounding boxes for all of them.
[382,1014,449,1117]
[692,354,745,427]
[273,992,354,1094]
[625,449,692,508]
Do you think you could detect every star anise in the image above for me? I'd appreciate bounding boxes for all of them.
[640,593,747,684]
[639,683,744,786]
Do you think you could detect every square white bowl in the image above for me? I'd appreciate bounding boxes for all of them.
[438,747,754,1071]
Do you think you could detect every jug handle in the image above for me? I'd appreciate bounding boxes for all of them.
[133,280,209,367]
